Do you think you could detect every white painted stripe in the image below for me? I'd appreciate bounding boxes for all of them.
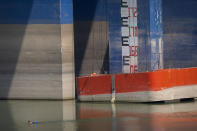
[116,85,197,102]
[79,85,197,102]
[79,94,112,102]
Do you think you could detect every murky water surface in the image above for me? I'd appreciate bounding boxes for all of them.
[1,100,197,131]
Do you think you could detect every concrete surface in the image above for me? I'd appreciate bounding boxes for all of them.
[0,24,75,99]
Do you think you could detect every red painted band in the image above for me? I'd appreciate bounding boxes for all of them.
[77,67,197,96]
[77,75,112,96]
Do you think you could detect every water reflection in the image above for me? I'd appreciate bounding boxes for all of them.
[77,101,197,131]
[1,100,197,131]
[0,100,76,131]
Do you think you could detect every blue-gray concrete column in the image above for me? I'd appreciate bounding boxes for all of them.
[60,0,75,99]
[108,0,122,74]
[149,0,164,70]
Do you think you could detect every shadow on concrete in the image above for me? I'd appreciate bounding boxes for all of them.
[0,0,33,131]
[0,0,33,98]
[73,0,109,77]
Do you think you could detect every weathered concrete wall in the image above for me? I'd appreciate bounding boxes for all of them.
[61,24,75,99]
[0,24,62,99]
[74,21,109,77]
[163,0,197,69]
[73,0,109,77]
[0,24,75,99]
[0,0,75,99]
[61,0,75,99]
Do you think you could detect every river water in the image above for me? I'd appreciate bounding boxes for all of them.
[0,100,197,131]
